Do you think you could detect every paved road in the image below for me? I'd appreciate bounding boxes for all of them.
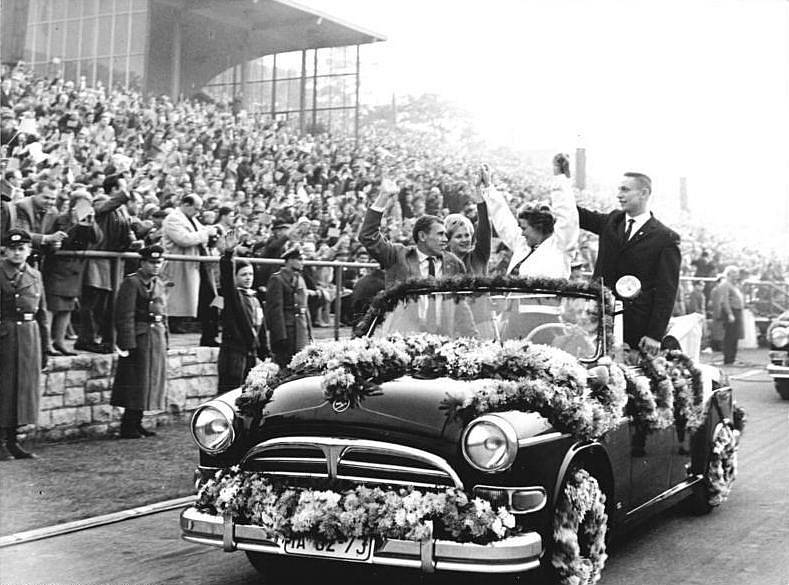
[2,367,787,585]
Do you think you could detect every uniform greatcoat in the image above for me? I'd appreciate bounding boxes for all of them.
[265,266,311,367]
[110,271,168,411]
[0,259,49,427]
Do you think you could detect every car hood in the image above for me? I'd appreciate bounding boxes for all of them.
[257,375,554,444]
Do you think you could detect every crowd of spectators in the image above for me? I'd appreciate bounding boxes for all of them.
[1,62,787,357]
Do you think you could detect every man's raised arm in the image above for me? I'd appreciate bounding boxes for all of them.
[358,179,400,269]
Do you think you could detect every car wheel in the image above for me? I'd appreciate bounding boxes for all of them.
[775,379,789,400]
[686,421,738,515]
[544,467,609,585]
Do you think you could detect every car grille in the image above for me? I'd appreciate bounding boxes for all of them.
[241,437,463,489]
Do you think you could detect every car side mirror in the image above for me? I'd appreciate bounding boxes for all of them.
[615,275,642,300]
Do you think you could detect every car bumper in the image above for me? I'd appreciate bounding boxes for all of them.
[180,506,542,574]
[767,363,789,379]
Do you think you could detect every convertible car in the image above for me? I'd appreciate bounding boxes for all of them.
[180,275,742,584]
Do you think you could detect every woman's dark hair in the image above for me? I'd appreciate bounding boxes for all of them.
[234,258,252,274]
[517,205,555,237]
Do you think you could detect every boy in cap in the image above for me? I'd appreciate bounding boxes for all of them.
[110,245,168,439]
[265,244,312,368]
[0,229,49,459]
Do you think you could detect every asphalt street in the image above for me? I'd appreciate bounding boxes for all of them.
[1,364,787,585]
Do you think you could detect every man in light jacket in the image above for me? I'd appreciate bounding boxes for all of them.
[161,194,217,338]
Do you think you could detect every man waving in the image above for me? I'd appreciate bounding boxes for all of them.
[576,171,680,354]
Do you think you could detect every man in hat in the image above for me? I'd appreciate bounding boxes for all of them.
[252,219,291,292]
[265,244,312,368]
[0,229,49,460]
[110,244,168,439]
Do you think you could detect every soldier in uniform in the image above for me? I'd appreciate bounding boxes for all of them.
[265,244,312,368]
[110,245,168,439]
[0,229,49,460]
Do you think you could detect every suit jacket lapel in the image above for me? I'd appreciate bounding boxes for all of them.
[406,247,421,277]
[622,214,657,249]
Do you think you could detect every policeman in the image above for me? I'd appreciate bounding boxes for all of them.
[110,244,168,439]
[265,244,312,368]
[0,229,49,460]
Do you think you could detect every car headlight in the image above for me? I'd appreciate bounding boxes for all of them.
[770,326,789,348]
[462,414,518,473]
[191,402,236,454]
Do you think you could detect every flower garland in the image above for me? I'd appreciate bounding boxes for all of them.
[352,274,616,354]
[622,351,706,435]
[238,334,628,442]
[705,423,738,506]
[551,468,608,585]
[196,467,517,546]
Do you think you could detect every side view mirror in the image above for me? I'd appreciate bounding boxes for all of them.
[615,275,642,300]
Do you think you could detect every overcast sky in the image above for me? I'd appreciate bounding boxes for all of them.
[300,0,788,233]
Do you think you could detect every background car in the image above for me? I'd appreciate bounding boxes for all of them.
[766,310,789,399]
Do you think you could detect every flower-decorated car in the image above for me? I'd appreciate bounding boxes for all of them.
[180,275,744,585]
[766,310,789,399]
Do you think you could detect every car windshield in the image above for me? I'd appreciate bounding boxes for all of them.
[372,291,602,361]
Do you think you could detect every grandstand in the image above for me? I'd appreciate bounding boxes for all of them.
[0,0,385,135]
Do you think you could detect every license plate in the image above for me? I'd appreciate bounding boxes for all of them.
[281,536,373,562]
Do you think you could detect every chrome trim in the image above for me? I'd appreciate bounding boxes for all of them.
[242,437,463,489]
[626,476,702,517]
[473,485,548,514]
[339,461,450,478]
[190,402,237,455]
[518,432,567,448]
[181,507,542,574]
[339,475,453,490]
[461,414,519,473]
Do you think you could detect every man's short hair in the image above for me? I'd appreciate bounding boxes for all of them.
[36,181,57,194]
[624,172,652,195]
[102,174,123,194]
[412,215,442,243]
[182,193,202,208]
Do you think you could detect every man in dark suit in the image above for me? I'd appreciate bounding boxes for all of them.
[576,172,680,354]
[359,179,466,287]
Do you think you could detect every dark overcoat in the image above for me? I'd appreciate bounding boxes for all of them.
[577,207,681,347]
[265,266,311,366]
[43,216,102,299]
[110,271,168,410]
[0,259,49,427]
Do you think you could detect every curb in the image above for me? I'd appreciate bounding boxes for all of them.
[0,495,195,549]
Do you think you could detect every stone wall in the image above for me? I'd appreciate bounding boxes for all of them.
[23,347,220,442]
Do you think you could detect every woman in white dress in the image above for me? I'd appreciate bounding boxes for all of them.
[480,154,579,279]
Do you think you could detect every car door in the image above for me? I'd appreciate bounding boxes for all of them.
[627,421,675,511]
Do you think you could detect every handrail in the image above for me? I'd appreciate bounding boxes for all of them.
[51,249,379,341]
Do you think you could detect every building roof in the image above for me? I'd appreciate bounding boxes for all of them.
[153,0,385,93]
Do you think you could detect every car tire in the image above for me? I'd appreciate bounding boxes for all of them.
[775,379,789,400]
[685,421,738,515]
[543,467,609,585]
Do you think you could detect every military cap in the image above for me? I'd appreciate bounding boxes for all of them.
[139,244,165,260]
[3,228,32,247]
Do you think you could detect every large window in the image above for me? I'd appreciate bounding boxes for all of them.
[204,45,361,136]
[23,0,149,89]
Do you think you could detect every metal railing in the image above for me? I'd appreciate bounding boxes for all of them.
[52,249,378,341]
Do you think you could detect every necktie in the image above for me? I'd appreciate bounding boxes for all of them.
[427,257,436,277]
[623,219,635,242]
